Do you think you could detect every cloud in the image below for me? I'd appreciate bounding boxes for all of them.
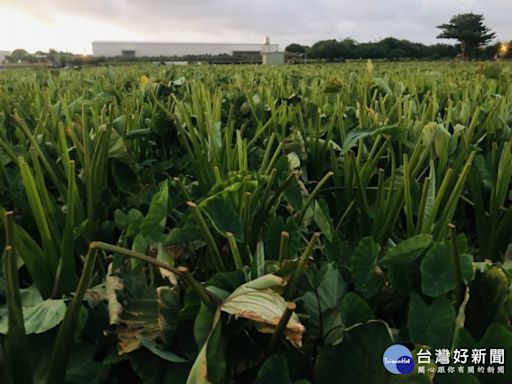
[2,0,511,53]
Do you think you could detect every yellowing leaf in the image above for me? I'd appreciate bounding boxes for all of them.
[220,276,304,348]
[140,75,150,86]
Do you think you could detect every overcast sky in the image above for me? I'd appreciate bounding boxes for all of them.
[1,0,511,54]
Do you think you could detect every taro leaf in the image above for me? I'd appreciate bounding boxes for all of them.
[156,244,178,285]
[139,337,187,363]
[130,348,189,384]
[420,242,474,297]
[372,77,392,95]
[340,292,375,327]
[220,274,304,348]
[20,285,44,307]
[342,125,406,154]
[324,234,353,267]
[255,354,292,384]
[139,180,169,244]
[407,293,455,347]
[351,236,384,298]
[164,214,202,245]
[380,234,433,266]
[297,290,321,350]
[194,302,215,349]
[64,342,109,384]
[108,127,128,159]
[287,152,301,170]
[206,320,226,383]
[105,267,123,325]
[315,320,393,384]
[297,263,345,347]
[474,323,512,384]
[156,286,181,346]
[106,262,161,355]
[207,270,246,294]
[187,313,225,384]
[465,266,510,341]
[0,298,66,335]
[316,263,346,311]
[114,208,143,233]
[276,155,303,211]
[201,194,244,242]
[112,160,138,193]
[314,200,333,242]
[450,325,512,384]
[264,216,302,260]
[322,309,345,346]
[474,154,493,189]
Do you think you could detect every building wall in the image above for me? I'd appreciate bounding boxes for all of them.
[262,52,285,65]
[92,42,278,58]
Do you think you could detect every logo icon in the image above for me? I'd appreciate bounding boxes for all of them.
[383,344,415,374]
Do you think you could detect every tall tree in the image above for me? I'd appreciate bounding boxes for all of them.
[437,13,496,59]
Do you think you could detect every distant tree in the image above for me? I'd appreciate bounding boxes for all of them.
[309,40,343,60]
[8,48,30,62]
[285,43,307,54]
[437,13,496,59]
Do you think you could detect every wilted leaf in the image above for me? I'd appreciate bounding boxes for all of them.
[221,275,304,348]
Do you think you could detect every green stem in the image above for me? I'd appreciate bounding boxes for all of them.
[47,245,97,384]
[92,241,181,275]
[177,266,218,311]
[278,231,290,263]
[226,232,244,270]
[187,201,226,272]
[267,302,296,353]
[285,232,320,299]
[297,172,334,223]
[449,224,464,305]
[4,212,33,384]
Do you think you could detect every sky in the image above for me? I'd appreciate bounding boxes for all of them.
[1,0,511,54]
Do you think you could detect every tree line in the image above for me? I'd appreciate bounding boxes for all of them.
[286,13,511,61]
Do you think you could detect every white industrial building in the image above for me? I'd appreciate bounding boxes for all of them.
[92,39,279,58]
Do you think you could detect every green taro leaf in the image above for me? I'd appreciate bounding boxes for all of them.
[130,348,189,384]
[340,292,375,327]
[314,200,333,242]
[351,237,384,298]
[139,337,188,363]
[381,234,433,266]
[465,266,510,341]
[264,216,303,261]
[255,354,292,384]
[407,293,455,347]
[420,242,474,297]
[139,180,169,243]
[0,299,66,335]
[201,195,244,242]
[316,263,346,311]
[315,320,393,384]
